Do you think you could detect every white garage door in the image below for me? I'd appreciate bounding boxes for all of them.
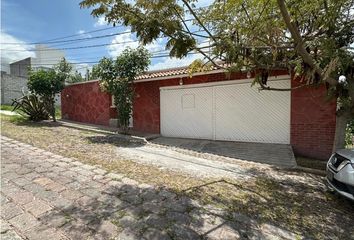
[160,77,291,144]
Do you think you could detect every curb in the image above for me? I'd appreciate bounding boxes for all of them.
[295,166,326,176]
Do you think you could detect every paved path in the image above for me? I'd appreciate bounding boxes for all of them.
[117,144,253,180]
[0,110,20,116]
[116,139,295,180]
[150,137,297,168]
[1,136,298,240]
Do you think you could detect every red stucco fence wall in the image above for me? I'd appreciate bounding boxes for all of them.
[61,81,112,126]
[61,71,336,160]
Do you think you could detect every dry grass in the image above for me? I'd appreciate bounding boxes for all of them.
[296,156,327,171]
[1,114,354,239]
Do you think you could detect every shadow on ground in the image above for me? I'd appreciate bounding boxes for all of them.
[86,135,146,148]
[39,182,262,239]
[150,137,296,168]
[38,175,354,240]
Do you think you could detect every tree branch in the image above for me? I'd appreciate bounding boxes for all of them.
[258,80,307,91]
[276,0,338,86]
[180,29,210,38]
[180,0,217,43]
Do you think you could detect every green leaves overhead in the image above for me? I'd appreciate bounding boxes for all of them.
[80,0,353,78]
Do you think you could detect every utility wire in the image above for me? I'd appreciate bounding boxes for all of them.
[1,31,132,46]
[7,52,205,66]
[2,27,117,45]
[1,31,208,52]
[1,4,211,46]
[1,40,137,52]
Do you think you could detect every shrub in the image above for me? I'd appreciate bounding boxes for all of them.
[12,93,49,121]
[345,120,354,148]
[94,47,150,132]
[28,69,65,121]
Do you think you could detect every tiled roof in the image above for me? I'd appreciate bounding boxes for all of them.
[68,63,226,86]
[136,64,223,80]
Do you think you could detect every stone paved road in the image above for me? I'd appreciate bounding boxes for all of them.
[1,136,298,240]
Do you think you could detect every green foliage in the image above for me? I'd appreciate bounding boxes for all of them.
[28,69,65,121]
[187,59,213,77]
[55,58,85,83]
[70,71,84,83]
[28,69,65,96]
[54,57,72,77]
[88,65,101,80]
[345,120,354,148]
[94,47,150,131]
[80,0,353,84]
[1,104,14,111]
[11,93,49,121]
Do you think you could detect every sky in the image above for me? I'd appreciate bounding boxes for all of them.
[0,0,206,74]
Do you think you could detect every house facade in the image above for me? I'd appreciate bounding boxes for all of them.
[61,67,336,160]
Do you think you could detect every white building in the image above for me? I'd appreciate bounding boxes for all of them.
[9,45,65,78]
[31,44,65,69]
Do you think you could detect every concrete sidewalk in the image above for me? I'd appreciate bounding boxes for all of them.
[0,110,20,116]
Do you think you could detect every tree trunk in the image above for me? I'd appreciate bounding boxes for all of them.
[332,113,349,152]
[50,97,56,122]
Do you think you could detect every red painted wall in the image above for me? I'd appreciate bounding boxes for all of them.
[61,71,336,160]
[61,81,112,126]
[290,78,336,160]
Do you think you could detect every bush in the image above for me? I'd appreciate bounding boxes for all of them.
[28,69,65,121]
[345,120,354,148]
[12,93,49,121]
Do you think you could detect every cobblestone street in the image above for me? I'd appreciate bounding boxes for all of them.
[1,135,301,240]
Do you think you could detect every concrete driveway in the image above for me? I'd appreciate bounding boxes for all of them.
[116,137,296,180]
[150,137,296,167]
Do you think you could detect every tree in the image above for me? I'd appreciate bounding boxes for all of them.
[55,58,84,83]
[70,71,84,83]
[54,57,72,80]
[27,69,65,122]
[94,47,150,132]
[86,64,101,80]
[80,0,354,150]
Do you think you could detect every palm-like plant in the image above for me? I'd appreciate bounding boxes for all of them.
[12,92,49,121]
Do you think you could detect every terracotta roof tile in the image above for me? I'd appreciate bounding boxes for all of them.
[136,64,224,80]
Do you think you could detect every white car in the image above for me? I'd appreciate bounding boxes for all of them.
[326,149,354,201]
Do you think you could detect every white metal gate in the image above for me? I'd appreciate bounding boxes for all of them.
[160,77,291,144]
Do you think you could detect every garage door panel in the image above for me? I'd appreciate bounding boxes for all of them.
[160,79,290,144]
[161,87,213,139]
[215,80,290,143]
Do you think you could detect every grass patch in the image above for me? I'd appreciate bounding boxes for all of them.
[296,156,327,171]
[55,106,61,120]
[1,116,354,239]
[0,104,14,111]
[1,104,61,121]
[0,113,27,124]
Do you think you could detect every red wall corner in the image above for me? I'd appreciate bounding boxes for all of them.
[61,81,112,126]
[290,77,336,160]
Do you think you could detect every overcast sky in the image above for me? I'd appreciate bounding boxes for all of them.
[0,0,208,73]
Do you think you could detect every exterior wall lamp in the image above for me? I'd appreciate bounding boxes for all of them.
[179,78,183,85]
